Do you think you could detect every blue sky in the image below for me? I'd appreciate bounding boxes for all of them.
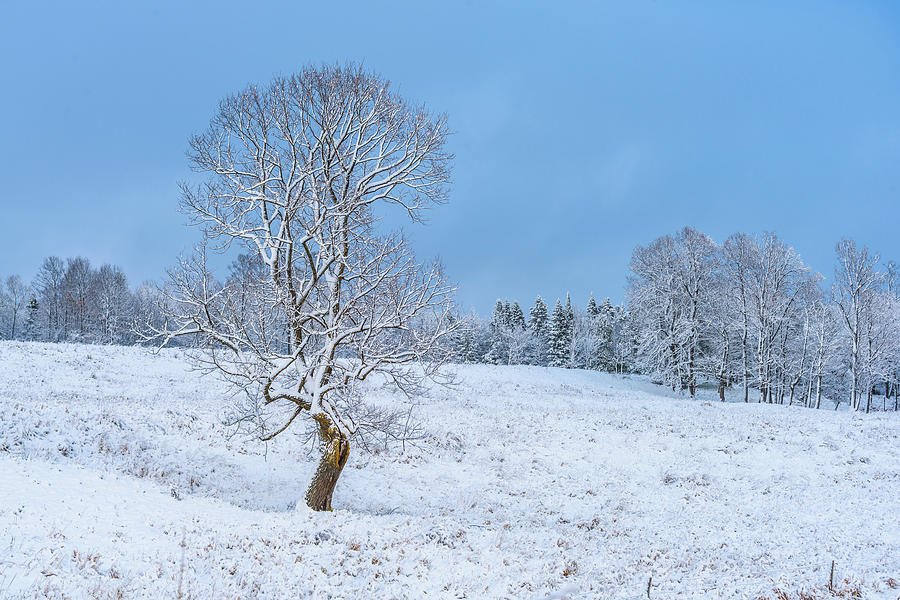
[2,1,899,313]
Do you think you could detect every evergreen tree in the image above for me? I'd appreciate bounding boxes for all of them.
[595,297,616,371]
[457,323,476,363]
[548,299,572,367]
[486,300,510,364]
[583,293,602,370]
[564,293,576,366]
[490,300,504,324]
[23,295,39,341]
[586,293,599,317]
[529,297,549,337]
[509,301,526,330]
[529,296,550,365]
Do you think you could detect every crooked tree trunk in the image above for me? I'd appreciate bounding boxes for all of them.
[305,429,350,511]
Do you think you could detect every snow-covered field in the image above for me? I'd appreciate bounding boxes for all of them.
[0,341,898,599]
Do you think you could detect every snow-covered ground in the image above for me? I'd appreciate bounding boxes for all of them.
[0,341,898,599]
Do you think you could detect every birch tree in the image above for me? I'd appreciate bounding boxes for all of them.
[833,239,883,411]
[858,290,900,412]
[722,233,757,402]
[745,233,817,403]
[804,300,841,409]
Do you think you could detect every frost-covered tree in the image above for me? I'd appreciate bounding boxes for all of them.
[628,227,718,396]
[93,264,133,344]
[133,282,173,345]
[505,301,533,364]
[568,300,598,369]
[745,233,819,404]
[27,256,143,344]
[590,296,617,371]
[0,282,7,339]
[859,291,900,411]
[529,296,549,336]
[548,298,572,368]
[804,300,842,409]
[562,293,579,367]
[34,256,65,341]
[626,227,869,407]
[485,299,534,365]
[4,276,28,340]
[508,301,526,330]
[22,295,40,341]
[149,64,457,511]
[610,305,636,374]
[529,296,550,365]
[833,239,884,411]
[722,233,756,402]
[454,310,490,364]
[60,257,94,340]
[485,300,509,364]
[704,270,738,402]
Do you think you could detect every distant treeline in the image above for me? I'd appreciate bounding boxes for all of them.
[5,227,900,413]
[452,294,632,373]
[453,229,900,412]
[0,256,165,345]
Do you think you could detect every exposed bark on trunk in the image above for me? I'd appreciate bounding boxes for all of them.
[305,433,350,511]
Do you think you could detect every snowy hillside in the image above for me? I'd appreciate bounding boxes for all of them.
[0,341,898,599]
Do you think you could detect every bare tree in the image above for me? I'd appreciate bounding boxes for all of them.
[858,290,900,412]
[882,263,900,410]
[783,285,823,406]
[744,233,817,404]
[34,256,65,341]
[707,271,736,402]
[833,239,884,411]
[149,64,457,511]
[805,300,840,409]
[722,233,757,402]
[628,227,718,396]
[93,264,133,344]
[4,276,28,339]
[61,257,94,340]
[629,234,683,390]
